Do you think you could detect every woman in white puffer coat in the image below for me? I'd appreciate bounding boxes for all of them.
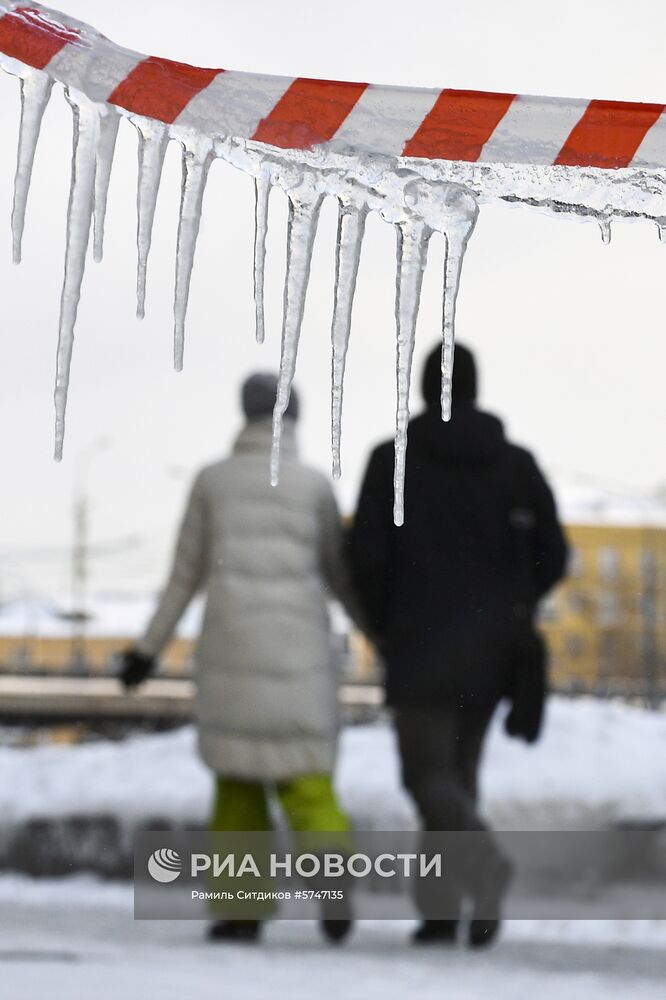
[119,373,362,943]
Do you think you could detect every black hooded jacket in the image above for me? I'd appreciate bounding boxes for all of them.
[350,403,568,707]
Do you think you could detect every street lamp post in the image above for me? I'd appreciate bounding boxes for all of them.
[69,437,112,674]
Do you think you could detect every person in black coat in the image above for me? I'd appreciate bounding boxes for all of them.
[349,343,568,948]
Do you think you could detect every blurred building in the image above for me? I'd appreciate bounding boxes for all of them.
[0,595,196,677]
[347,521,666,698]
[1,501,665,700]
[540,522,665,698]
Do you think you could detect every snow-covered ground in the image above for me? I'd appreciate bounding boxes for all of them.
[0,696,665,830]
[1,874,665,1000]
[1,697,665,996]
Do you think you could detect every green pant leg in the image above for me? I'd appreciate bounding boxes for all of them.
[277,773,355,912]
[209,777,274,918]
[210,777,271,831]
[277,773,353,856]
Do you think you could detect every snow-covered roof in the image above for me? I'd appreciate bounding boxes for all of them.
[557,484,666,528]
[0,593,202,639]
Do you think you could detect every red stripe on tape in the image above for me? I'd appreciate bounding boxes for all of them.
[0,6,79,70]
[555,99,666,168]
[403,89,516,161]
[252,77,367,149]
[108,56,221,124]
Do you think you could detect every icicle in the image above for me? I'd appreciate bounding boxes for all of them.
[11,70,53,264]
[253,174,271,344]
[599,217,612,245]
[330,200,367,478]
[658,220,666,243]
[173,136,214,371]
[92,107,120,263]
[271,188,324,485]
[134,118,169,319]
[54,92,100,461]
[395,179,477,425]
[393,220,431,526]
[440,210,477,421]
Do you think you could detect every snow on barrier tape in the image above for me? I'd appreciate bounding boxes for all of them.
[2,4,666,168]
[1,1,666,522]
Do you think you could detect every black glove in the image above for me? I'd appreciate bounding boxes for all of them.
[118,648,155,690]
[504,626,547,744]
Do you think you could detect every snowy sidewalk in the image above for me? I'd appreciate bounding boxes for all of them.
[1,876,666,1000]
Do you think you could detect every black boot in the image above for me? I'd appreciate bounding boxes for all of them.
[207,920,262,943]
[320,918,353,944]
[468,855,513,949]
[319,894,353,945]
[468,919,500,948]
[412,920,458,945]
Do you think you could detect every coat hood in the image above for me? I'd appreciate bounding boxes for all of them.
[408,402,506,467]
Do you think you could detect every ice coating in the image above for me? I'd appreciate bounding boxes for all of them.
[11,68,53,264]
[133,117,169,320]
[54,90,99,462]
[92,107,120,263]
[270,180,324,486]
[253,174,271,344]
[173,133,214,372]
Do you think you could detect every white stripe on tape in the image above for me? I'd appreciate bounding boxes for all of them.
[478,94,589,165]
[46,38,143,104]
[631,110,666,169]
[330,83,441,156]
[175,69,294,138]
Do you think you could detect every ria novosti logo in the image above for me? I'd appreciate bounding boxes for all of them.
[148,848,183,883]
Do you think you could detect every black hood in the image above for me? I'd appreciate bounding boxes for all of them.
[407,402,506,467]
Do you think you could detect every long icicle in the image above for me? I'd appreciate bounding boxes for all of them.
[92,107,120,263]
[253,174,271,344]
[393,219,431,525]
[173,137,214,371]
[11,70,53,264]
[54,92,99,461]
[134,118,169,319]
[440,208,477,422]
[330,200,367,479]
[271,189,324,486]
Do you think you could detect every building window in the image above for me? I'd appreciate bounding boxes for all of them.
[598,547,619,581]
[538,598,559,622]
[569,547,584,578]
[597,592,621,627]
[640,550,657,585]
[565,633,585,658]
[568,590,588,615]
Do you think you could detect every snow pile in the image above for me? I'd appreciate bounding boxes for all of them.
[1,696,664,830]
[340,697,666,829]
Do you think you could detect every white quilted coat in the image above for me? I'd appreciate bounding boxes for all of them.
[138,418,358,780]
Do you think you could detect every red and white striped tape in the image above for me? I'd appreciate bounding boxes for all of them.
[0,1,665,170]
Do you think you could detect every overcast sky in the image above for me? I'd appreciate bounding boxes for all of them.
[2,0,666,600]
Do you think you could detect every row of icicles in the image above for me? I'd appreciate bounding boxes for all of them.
[9,66,481,524]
